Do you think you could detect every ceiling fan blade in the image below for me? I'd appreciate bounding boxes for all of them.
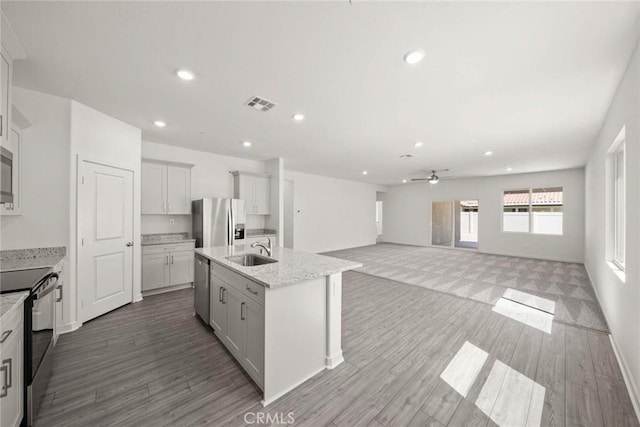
[410,178,429,181]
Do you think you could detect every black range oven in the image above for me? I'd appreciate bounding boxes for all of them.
[1,266,61,426]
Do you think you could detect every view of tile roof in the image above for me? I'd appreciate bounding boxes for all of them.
[460,191,563,208]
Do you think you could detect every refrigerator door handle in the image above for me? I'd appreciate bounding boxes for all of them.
[228,203,234,246]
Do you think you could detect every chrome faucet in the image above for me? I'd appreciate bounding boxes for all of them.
[251,236,272,257]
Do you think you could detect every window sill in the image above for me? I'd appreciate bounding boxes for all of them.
[607,261,626,283]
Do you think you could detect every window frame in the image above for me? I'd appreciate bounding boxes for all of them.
[613,143,625,271]
[501,187,564,236]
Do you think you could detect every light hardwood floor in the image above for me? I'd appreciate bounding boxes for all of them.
[36,271,638,426]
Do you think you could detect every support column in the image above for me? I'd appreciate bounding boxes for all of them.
[325,272,344,369]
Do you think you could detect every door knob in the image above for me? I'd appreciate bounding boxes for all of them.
[126,242,134,247]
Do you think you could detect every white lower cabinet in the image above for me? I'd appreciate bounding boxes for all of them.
[142,242,195,293]
[0,307,24,427]
[210,264,265,389]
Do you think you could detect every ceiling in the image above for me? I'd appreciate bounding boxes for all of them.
[3,1,639,185]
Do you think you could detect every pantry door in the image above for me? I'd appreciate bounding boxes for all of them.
[78,160,134,322]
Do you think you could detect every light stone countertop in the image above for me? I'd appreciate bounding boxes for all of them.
[0,247,66,272]
[141,233,196,246]
[1,291,28,322]
[195,245,362,289]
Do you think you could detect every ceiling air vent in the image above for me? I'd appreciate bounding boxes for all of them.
[245,95,277,112]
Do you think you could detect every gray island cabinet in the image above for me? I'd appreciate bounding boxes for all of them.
[194,245,361,406]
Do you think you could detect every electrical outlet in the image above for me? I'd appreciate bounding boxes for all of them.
[170,218,175,225]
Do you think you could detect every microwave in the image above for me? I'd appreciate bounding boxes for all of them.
[1,145,13,204]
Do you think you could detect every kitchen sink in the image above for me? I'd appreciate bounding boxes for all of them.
[226,254,278,267]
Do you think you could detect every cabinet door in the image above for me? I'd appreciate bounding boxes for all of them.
[167,166,191,214]
[141,162,167,214]
[243,298,264,387]
[224,287,245,359]
[141,253,170,291]
[1,52,9,144]
[254,176,270,215]
[0,326,24,427]
[169,251,193,286]
[0,126,21,215]
[209,278,226,334]
[238,175,255,213]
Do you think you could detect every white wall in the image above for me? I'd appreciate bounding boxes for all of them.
[69,101,142,324]
[1,87,70,249]
[585,40,640,414]
[284,170,382,253]
[383,168,585,263]
[141,140,268,235]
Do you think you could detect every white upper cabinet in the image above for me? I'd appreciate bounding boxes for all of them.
[232,171,270,215]
[0,125,21,215]
[141,162,167,214]
[166,166,191,214]
[141,160,191,215]
[1,50,10,145]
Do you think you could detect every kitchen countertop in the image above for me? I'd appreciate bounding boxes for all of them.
[195,245,362,289]
[0,247,66,272]
[1,291,29,322]
[246,229,277,237]
[141,233,196,246]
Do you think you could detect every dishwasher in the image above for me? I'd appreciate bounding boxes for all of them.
[194,253,210,324]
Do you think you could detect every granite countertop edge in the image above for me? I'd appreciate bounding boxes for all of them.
[141,239,196,247]
[0,291,29,322]
[0,252,67,273]
[195,246,362,289]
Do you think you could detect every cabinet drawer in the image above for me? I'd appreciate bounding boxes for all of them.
[211,264,265,306]
[143,242,195,255]
[0,305,23,339]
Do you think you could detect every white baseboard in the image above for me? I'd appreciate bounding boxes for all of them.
[141,282,193,297]
[584,263,640,421]
[57,320,82,335]
[325,352,344,369]
[133,292,143,303]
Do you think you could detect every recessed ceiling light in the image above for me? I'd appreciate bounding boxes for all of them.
[404,50,425,65]
[414,141,424,148]
[292,113,305,121]
[176,69,195,81]
[484,151,494,156]
[362,171,368,175]
[402,179,407,183]
[400,154,413,159]
[242,141,252,147]
[506,167,513,171]
[153,120,166,128]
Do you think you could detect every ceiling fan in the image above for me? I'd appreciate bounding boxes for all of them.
[411,169,450,184]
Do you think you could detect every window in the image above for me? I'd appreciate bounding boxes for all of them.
[502,187,563,235]
[614,143,625,270]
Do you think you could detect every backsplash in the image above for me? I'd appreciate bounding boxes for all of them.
[141,213,266,236]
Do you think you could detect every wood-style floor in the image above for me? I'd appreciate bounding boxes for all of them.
[36,271,638,427]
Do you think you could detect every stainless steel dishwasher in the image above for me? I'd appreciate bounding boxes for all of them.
[194,254,210,324]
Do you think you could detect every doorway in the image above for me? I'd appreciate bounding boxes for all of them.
[283,180,294,249]
[431,200,479,249]
[77,160,135,322]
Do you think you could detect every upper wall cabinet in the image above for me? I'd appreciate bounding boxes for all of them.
[0,125,22,215]
[142,160,192,215]
[1,50,10,145]
[232,171,270,215]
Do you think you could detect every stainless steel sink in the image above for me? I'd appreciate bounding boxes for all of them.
[226,254,278,267]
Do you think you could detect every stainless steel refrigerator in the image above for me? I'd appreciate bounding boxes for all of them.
[192,198,246,323]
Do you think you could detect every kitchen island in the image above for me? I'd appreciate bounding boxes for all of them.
[194,245,361,406]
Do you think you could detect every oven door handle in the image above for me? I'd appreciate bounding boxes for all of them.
[34,274,59,300]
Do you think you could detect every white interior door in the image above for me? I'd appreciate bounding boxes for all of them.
[78,161,134,323]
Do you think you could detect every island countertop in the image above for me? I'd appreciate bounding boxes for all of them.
[194,245,362,289]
